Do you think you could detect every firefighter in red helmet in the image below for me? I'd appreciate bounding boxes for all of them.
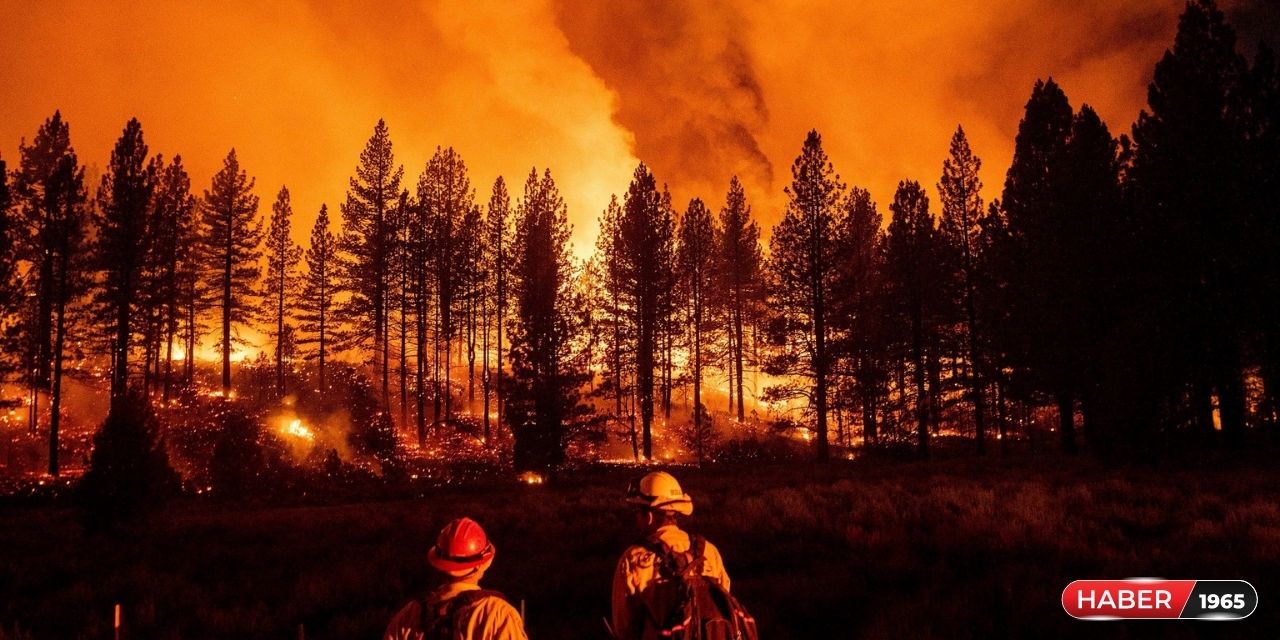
[384,517,528,640]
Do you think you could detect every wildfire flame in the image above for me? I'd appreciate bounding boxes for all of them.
[281,418,315,441]
[517,471,545,485]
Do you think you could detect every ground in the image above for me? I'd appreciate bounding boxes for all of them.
[0,453,1277,639]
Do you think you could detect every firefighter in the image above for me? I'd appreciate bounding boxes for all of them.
[610,471,732,640]
[384,517,528,640]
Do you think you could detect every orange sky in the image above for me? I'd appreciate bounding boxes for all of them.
[1,1,1270,257]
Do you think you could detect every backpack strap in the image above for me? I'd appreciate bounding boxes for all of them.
[419,589,506,633]
[643,534,708,579]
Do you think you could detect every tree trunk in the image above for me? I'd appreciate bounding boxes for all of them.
[48,298,67,476]
[734,294,746,423]
[1058,391,1077,454]
[814,287,830,461]
[964,278,986,453]
[912,307,928,457]
[221,243,232,396]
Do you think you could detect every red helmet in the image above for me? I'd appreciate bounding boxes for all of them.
[428,517,496,573]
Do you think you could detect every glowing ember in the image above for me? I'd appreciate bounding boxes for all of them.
[281,418,315,441]
[517,471,545,485]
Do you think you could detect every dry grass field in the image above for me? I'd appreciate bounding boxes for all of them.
[1,453,1277,639]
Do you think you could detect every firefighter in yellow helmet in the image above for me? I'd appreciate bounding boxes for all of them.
[611,471,732,640]
[384,517,528,640]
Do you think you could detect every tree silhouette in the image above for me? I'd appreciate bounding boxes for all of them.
[415,146,475,424]
[885,180,942,456]
[1129,0,1251,445]
[0,157,17,380]
[94,118,153,413]
[937,125,989,452]
[298,204,338,393]
[79,393,178,530]
[1246,43,1280,432]
[15,112,89,474]
[768,130,845,460]
[262,186,302,398]
[198,149,262,396]
[833,187,886,446]
[389,189,413,429]
[612,163,676,460]
[484,177,512,441]
[593,195,639,458]
[507,168,588,472]
[716,176,763,424]
[990,78,1078,452]
[677,197,718,464]
[142,156,196,403]
[340,119,402,408]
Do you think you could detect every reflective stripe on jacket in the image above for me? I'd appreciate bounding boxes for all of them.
[610,525,731,640]
[384,582,528,640]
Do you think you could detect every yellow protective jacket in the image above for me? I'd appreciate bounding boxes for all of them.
[384,582,529,640]
[611,525,731,640]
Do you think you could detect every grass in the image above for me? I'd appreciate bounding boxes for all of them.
[0,453,1277,639]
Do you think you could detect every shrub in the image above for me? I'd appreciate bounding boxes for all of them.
[79,394,180,530]
[210,405,289,500]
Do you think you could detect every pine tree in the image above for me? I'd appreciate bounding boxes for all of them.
[1129,0,1251,445]
[677,197,718,464]
[716,176,762,424]
[833,187,886,445]
[507,168,588,472]
[404,190,433,447]
[143,156,196,403]
[298,204,337,392]
[594,195,639,458]
[885,180,941,456]
[992,78,1078,452]
[262,186,302,398]
[390,190,413,429]
[612,163,676,460]
[0,157,17,379]
[16,112,90,475]
[1246,44,1280,431]
[198,149,262,396]
[415,147,474,424]
[484,177,511,441]
[93,118,153,413]
[340,119,403,407]
[767,130,845,460]
[937,125,989,452]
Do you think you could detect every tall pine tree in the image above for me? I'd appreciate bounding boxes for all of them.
[768,130,845,460]
[716,176,762,424]
[937,125,990,452]
[677,197,718,463]
[16,112,89,474]
[262,186,302,398]
[507,168,588,473]
[198,149,262,396]
[885,180,942,456]
[93,118,153,411]
[299,204,337,392]
[340,119,403,407]
[612,163,676,460]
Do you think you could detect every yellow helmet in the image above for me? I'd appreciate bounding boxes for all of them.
[625,471,693,516]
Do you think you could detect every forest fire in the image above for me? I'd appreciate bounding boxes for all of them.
[280,418,315,441]
[1,1,1279,639]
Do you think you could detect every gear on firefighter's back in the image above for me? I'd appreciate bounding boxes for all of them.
[384,582,528,640]
[613,472,733,639]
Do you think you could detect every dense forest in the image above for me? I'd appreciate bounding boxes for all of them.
[0,0,1276,491]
